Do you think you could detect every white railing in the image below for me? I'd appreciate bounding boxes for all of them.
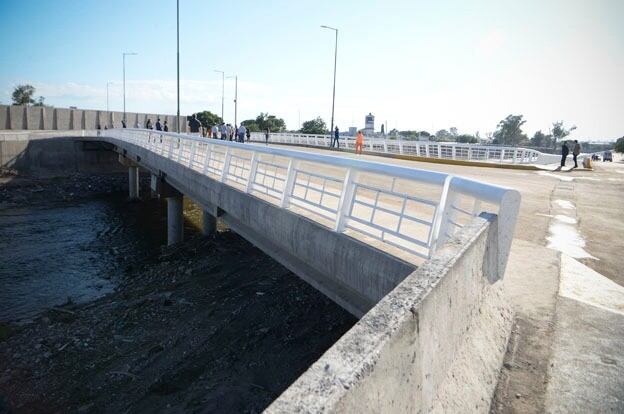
[99,129,520,271]
[249,132,562,165]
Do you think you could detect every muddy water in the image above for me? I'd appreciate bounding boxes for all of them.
[0,194,204,323]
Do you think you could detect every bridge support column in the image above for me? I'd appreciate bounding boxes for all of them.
[128,166,140,200]
[167,195,184,246]
[202,210,216,236]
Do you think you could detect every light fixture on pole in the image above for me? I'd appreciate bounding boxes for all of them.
[214,70,225,122]
[122,52,138,124]
[320,25,338,136]
[176,0,180,133]
[226,75,238,127]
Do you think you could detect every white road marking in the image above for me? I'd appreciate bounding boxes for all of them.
[547,222,597,260]
[554,199,575,210]
[559,255,624,316]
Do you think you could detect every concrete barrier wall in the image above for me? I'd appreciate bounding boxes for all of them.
[0,132,125,176]
[0,104,186,132]
[266,214,513,413]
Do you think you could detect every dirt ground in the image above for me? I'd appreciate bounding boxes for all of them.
[0,175,356,414]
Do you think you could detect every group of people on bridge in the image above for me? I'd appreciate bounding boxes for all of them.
[560,140,582,168]
[330,126,365,155]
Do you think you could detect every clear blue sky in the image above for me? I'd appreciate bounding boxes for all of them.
[1,0,622,139]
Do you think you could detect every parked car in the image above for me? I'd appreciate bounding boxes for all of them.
[603,151,613,162]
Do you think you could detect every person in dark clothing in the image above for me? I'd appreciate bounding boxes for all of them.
[332,126,340,148]
[155,118,162,131]
[246,128,251,142]
[561,141,569,167]
[572,140,581,168]
[163,120,169,132]
[264,128,270,145]
[121,119,127,128]
[146,118,153,129]
[189,114,202,135]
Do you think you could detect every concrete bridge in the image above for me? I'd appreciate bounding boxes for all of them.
[0,128,522,412]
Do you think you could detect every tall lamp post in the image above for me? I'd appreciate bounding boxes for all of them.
[214,70,225,122]
[176,0,180,132]
[321,25,338,136]
[122,52,138,124]
[106,82,113,113]
[226,75,238,127]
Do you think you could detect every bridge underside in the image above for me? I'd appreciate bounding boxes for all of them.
[110,137,416,317]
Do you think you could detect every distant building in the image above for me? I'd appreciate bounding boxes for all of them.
[348,127,357,136]
[364,113,374,135]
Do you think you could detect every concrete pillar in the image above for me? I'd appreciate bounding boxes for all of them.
[202,210,216,236]
[167,196,184,245]
[128,166,140,199]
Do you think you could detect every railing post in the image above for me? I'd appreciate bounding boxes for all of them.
[188,140,197,168]
[245,152,258,193]
[398,140,403,154]
[500,148,505,162]
[334,168,357,232]
[429,175,453,253]
[280,159,298,208]
[369,138,373,151]
[437,144,441,158]
[383,140,388,153]
[168,136,174,158]
[452,146,456,160]
[425,144,430,157]
[512,149,518,164]
[221,147,231,182]
[203,143,212,174]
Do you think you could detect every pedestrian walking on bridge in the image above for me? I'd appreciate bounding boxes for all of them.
[155,118,162,131]
[356,130,364,154]
[237,125,246,143]
[560,141,569,167]
[332,126,340,148]
[573,140,581,168]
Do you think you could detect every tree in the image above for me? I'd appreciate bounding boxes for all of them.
[456,134,478,143]
[530,130,552,148]
[255,112,286,132]
[449,127,458,138]
[614,137,624,153]
[12,84,36,105]
[241,119,260,132]
[33,96,46,107]
[492,115,528,146]
[194,110,222,127]
[300,117,327,135]
[551,121,576,150]
[434,129,454,141]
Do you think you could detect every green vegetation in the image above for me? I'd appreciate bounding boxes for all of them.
[614,137,624,153]
[492,115,528,146]
[300,117,327,135]
[242,113,286,132]
[551,121,577,150]
[12,84,37,105]
[194,110,222,127]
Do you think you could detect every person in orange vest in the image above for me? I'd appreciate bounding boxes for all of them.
[355,130,364,154]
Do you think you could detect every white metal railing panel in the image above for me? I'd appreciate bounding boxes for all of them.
[248,132,563,165]
[97,129,520,273]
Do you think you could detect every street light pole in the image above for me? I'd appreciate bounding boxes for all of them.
[122,52,138,124]
[176,0,180,133]
[214,70,225,122]
[106,82,113,113]
[227,75,238,127]
[321,25,338,136]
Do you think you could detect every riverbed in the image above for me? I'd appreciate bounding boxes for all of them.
[0,173,356,413]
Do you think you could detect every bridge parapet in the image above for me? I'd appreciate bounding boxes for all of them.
[250,131,563,165]
[102,129,520,279]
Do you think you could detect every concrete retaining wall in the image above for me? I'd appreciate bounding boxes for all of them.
[0,133,124,176]
[0,104,186,132]
[266,214,513,413]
